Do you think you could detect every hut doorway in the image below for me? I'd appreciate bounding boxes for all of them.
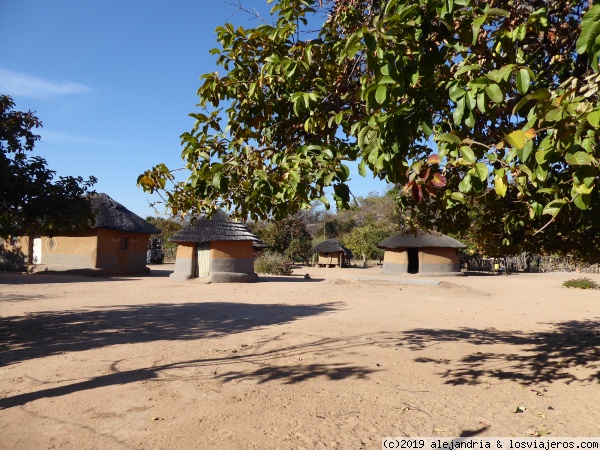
[407,248,419,274]
[33,237,43,264]
[195,243,210,278]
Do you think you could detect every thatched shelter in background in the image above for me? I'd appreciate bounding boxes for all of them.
[6,193,159,275]
[170,214,260,282]
[252,238,269,258]
[312,238,353,268]
[378,231,465,276]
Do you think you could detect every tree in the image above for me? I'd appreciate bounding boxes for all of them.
[261,217,313,262]
[341,219,397,266]
[0,95,96,240]
[145,216,183,249]
[138,0,600,260]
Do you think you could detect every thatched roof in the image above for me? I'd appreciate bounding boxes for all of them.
[377,231,466,249]
[312,238,353,258]
[90,193,159,234]
[170,214,260,244]
[252,238,269,249]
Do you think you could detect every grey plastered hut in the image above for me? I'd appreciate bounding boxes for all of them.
[312,238,353,267]
[169,214,259,283]
[377,231,465,276]
[7,193,159,275]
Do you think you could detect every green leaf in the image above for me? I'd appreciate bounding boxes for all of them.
[494,174,508,197]
[212,171,222,188]
[536,164,548,182]
[545,108,564,122]
[465,90,477,111]
[465,111,475,128]
[485,84,504,104]
[587,110,600,127]
[453,104,464,126]
[358,160,367,177]
[455,64,480,77]
[375,84,387,104]
[472,16,486,45]
[506,130,527,149]
[437,133,461,144]
[460,146,476,163]
[516,68,531,95]
[468,77,489,88]
[517,140,534,162]
[477,92,486,113]
[573,193,591,210]
[474,163,489,181]
[529,202,543,219]
[576,4,600,54]
[459,174,472,193]
[449,88,466,102]
[565,151,594,165]
[345,33,363,58]
[451,191,466,203]
[535,149,553,165]
[379,75,396,84]
[543,199,567,217]
[488,8,510,18]
[487,64,514,83]
[519,164,533,180]
[530,89,551,100]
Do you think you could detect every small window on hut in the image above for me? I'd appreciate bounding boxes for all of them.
[120,237,129,250]
[11,236,18,246]
[324,252,329,257]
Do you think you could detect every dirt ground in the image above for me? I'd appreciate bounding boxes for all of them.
[1,265,599,449]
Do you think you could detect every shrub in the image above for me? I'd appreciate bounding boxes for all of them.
[254,252,292,276]
[562,278,599,290]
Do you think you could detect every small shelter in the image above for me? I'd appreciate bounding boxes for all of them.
[169,214,259,283]
[5,193,159,275]
[312,238,353,268]
[377,231,465,276]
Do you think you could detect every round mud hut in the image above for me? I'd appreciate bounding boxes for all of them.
[377,231,465,276]
[311,238,353,267]
[5,193,160,275]
[169,214,259,283]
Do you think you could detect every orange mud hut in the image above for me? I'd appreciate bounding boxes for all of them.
[377,231,465,276]
[169,214,260,283]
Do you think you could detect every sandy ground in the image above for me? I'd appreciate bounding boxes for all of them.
[0,265,599,449]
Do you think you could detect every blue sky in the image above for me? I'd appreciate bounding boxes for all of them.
[1,0,388,219]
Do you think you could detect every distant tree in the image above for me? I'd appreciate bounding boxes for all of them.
[262,217,313,263]
[0,95,96,240]
[342,220,398,266]
[145,216,183,249]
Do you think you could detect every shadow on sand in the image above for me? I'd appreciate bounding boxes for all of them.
[0,301,341,367]
[0,272,135,285]
[395,319,600,385]
[0,315,383,410]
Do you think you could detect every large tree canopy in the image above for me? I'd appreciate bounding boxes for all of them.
[139,0,600,260]
[0,95,96,239]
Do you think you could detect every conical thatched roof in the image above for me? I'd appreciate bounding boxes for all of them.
[90,193,159,234]
[170,213,260,244]
[312,238,353,258]
[377,231,465,249]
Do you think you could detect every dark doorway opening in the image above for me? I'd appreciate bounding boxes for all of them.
[407,248,419,274]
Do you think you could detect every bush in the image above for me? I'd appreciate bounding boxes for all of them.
[562,278,599,290]
[254,252,292,276]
